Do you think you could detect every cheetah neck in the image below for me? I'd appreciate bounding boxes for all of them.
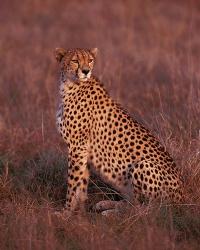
[59,79,74,95]
[59,71,94,97]
[59,72,78,97]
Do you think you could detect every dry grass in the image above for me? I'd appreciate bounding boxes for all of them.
[0,0,200,249]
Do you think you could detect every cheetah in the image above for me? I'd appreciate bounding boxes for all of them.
[54,47,183,215]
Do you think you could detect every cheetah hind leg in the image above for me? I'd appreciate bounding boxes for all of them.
[94,200,128,216]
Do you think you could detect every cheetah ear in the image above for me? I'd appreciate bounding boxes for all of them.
[90,48,98,58]
[55,48,67,62]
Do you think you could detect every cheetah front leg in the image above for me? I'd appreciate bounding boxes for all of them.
[63,144,90,215]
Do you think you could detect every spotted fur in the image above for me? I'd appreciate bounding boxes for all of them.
[55,48,183,213]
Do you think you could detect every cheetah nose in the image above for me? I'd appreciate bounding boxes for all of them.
[82,68,90,75]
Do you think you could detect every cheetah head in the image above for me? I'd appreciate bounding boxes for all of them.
[55,48,98,82]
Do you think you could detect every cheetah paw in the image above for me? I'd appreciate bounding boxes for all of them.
[101,209,118,217]
[95,200,127,216]
[95,200,117,211]
[54,209,71,220]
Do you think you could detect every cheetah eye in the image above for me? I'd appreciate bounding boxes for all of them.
[71,59,78,63]
[88,59,93,63]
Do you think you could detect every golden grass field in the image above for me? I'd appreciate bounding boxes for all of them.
[0,0,200,249]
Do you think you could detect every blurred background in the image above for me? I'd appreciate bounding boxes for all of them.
[0,1,200,249]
